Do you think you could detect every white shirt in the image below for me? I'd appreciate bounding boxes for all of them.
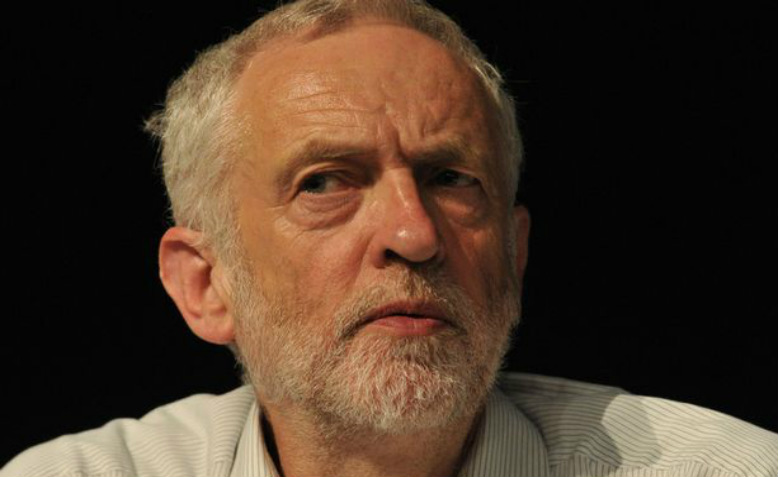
[3,373,777,477]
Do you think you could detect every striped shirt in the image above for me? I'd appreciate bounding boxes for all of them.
[3,373,777,477]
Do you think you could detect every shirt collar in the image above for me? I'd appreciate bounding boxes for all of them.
[229,399,279,477]
[229,387,550,477]
[458,388,551,477]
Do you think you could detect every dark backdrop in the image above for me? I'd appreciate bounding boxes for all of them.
[2,2,776,464]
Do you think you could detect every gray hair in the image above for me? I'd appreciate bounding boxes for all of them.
[145,0,523,258]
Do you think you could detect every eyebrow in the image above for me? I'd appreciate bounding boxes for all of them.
[413,137,481,168]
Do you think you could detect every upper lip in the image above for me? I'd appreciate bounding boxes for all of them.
[362,300,450,325]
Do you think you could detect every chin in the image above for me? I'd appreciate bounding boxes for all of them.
[307,331,504,437]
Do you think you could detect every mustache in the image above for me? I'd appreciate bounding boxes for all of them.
[332,270,480,341]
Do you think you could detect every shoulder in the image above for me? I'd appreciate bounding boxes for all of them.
[1,386,256,477]
[499,372,778,477]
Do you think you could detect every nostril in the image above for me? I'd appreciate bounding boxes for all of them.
[384,249,401,261]
[382,232,442,266]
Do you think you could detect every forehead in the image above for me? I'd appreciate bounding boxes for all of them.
[233,20,495,151]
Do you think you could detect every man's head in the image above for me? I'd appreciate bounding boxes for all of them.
[152,0,529,436]
[147,0,523,258]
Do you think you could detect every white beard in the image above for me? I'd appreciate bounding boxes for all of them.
[231,262,520,437]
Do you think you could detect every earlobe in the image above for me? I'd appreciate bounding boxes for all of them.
[158,227,235,345]
[513,205,531,280]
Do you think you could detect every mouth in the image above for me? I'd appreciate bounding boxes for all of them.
[359,301,452,337]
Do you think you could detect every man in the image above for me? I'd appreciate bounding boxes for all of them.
[3,1,776,476]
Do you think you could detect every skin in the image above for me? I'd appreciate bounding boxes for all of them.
[159,19,530,477]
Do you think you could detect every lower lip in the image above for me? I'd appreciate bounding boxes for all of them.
[365,316,446,336]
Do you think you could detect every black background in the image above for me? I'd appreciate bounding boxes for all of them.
[2,2,776,464]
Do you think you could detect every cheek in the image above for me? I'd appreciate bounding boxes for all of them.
[445,223,510,302]
[240,215,298,293]
[266,216,367,310]
[431,188,489,228]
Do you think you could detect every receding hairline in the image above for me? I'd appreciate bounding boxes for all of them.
[231,15,487,100]
[230,9,463,68]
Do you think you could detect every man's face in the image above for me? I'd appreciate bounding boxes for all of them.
[229,21,526,433]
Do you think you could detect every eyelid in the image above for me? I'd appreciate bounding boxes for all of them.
[301,172,344,194]
[429,167,481,186]
[452,170,479,185]
[293,167,359,197]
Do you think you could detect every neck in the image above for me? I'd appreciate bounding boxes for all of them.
[259,400,481,477]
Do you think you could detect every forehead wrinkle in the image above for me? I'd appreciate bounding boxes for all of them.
[277,71,335,101]
[277,73,392,124]
[387,69,474,143]
[282,107,378,119]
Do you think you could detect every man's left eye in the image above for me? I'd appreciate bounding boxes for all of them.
[432,169,479,188]
[299,173,343,194]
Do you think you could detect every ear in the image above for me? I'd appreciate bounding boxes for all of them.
[158,227,235,345]
[513,205,531,281]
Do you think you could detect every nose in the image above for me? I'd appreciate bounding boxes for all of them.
[368,169,442,268]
